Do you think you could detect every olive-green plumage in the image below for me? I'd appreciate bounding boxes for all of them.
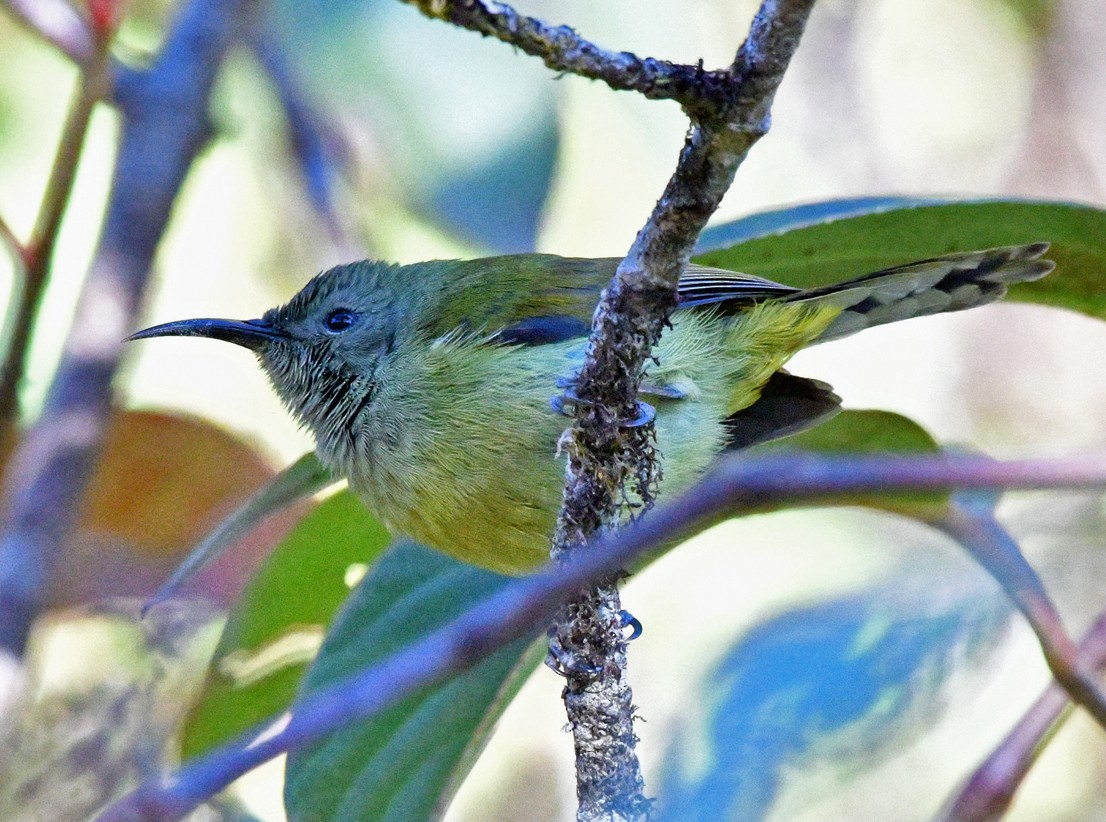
[130,244,1052,573]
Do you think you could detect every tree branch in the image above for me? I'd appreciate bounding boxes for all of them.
[402,1,819,815]
[0,0,259,657]
[940,611,1106,822]
[529,1,818,816]
[400,6,822,814]
[0,214,25,269]
[935,506,1106,734]
[401,0,739,117]
[92,449,1106,822]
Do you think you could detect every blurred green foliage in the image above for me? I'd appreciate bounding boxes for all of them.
[182,490,391,758]
[270,0,560,253]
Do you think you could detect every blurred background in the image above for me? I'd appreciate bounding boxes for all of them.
[1,0,1105,819]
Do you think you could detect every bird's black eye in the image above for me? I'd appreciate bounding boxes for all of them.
[324,309,356,333]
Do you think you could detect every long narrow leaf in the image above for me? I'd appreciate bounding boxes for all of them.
[283,541,542,822]
[144,452,333,613]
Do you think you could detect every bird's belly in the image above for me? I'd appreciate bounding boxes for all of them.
[347,407,725,575]
[346,414,566,575]
[386,481,559,575]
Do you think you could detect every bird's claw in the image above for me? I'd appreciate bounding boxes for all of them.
[545,636,602,678]
[550,394,571,416]
[620,609,643,641]
[550,378,586,417]
[639,382,686,400]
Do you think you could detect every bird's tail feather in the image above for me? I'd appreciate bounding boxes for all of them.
[794,243,1053,343]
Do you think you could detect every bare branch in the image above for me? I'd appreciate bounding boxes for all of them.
[0,26,114,421]
[0,0,260,657]
[936,507,1106,734]
[0,214,25,268]
[2,0,96,65]
[93,449,1106,822]
[400,0,738,117]
[940,611,1106,822]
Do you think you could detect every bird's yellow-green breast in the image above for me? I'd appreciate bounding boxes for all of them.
[332,290,841,573]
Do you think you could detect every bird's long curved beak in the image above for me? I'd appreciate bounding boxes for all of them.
[126,317,284,351]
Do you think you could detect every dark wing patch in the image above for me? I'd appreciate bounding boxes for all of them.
[490,314,591,346]
[723,371,841,450]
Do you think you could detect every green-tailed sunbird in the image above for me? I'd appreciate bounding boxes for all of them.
[130,244,1051,573]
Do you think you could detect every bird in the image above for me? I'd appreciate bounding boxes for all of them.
[128,243,1053,574]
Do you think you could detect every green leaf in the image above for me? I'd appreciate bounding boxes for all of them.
[180,490,391,759]
[695,199,1106,319]
[284,541,542,822]
[695,196,940,250]
[775,408,938,454]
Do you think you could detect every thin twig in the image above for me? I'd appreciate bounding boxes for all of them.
[1,1,142,118]
[0,215,26,269]
[940,611,1106,822]
[1,0,96,65]
[935,507,1106,735]
[0,23,114,421]
[0,0,259,657]
[401,0,737,117]
[92,449,1106,822]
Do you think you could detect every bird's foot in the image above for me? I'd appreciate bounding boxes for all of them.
[550,383,656,429]
[544,635,602,678]
[621,401,655,428]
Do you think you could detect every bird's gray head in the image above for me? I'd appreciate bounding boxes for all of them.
[128,260,403,445]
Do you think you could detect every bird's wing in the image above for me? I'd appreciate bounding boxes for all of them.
[421,255,800,346]
[425,245,1052,347]
[675,263,801,309]
[420,255,612,344]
